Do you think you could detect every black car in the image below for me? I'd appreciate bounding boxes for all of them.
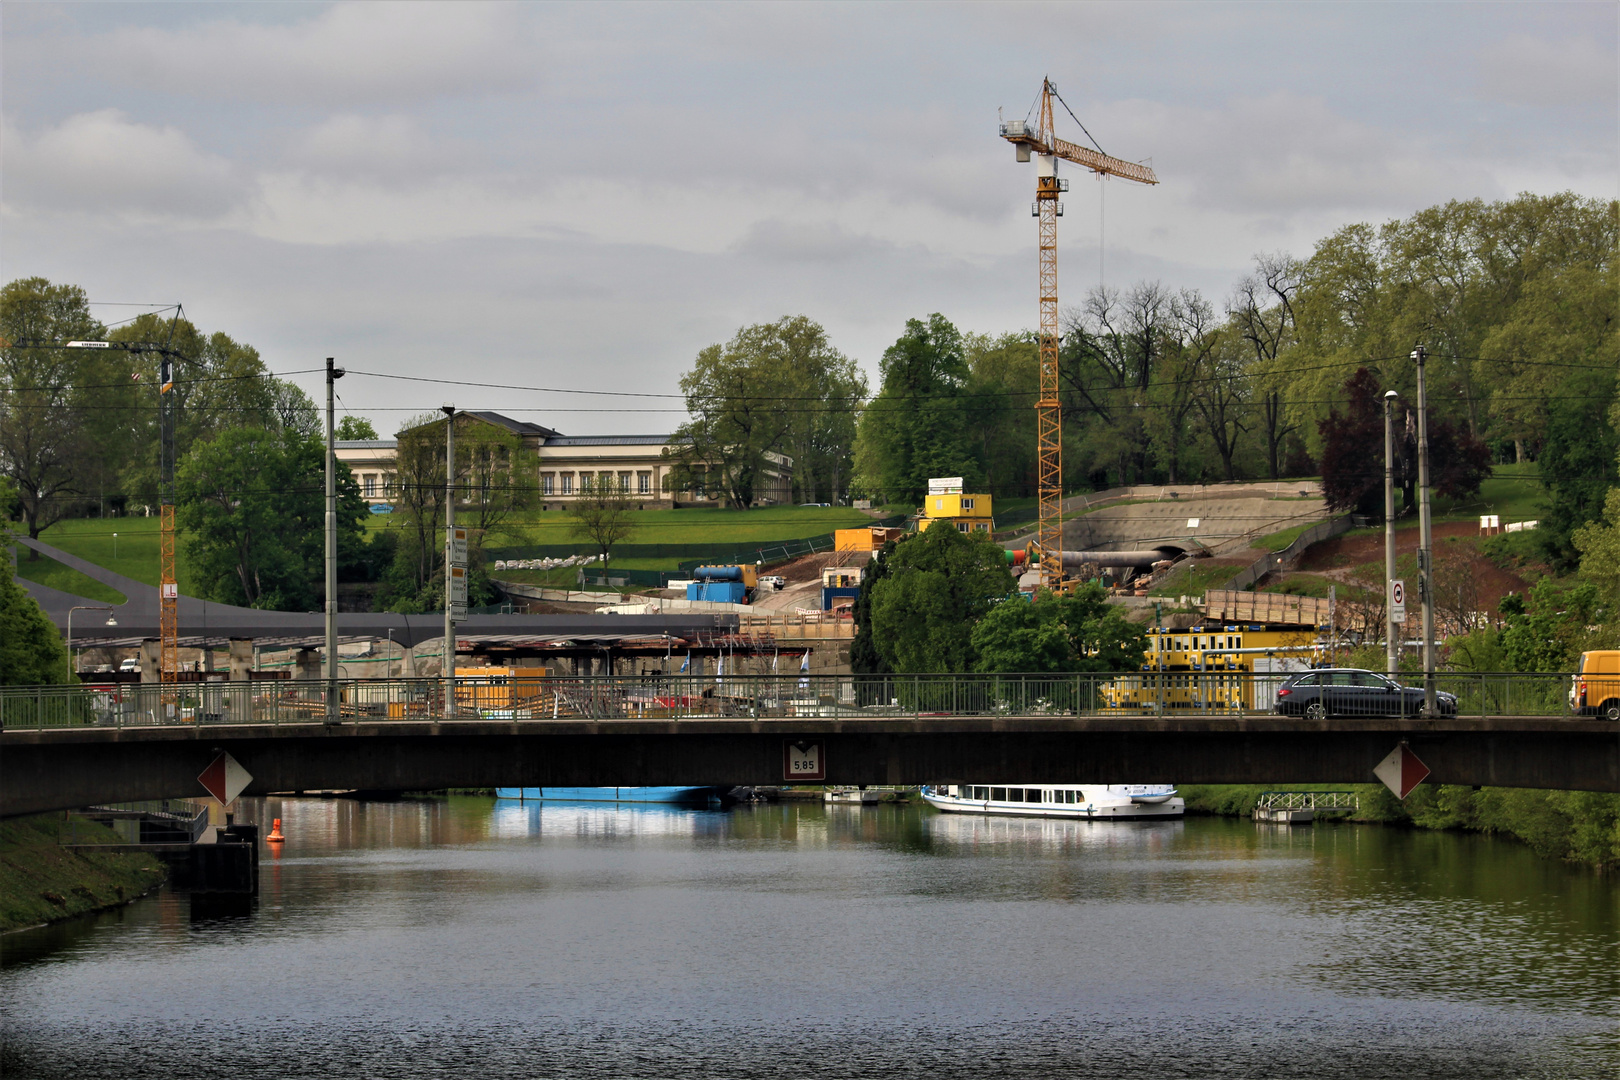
[1275,668,1457,718]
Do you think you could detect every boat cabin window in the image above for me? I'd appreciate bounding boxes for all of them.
[991,787,1007,801]
[1029,789,1044,802]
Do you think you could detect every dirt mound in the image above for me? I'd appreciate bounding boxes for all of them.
[1297,521,1532,612]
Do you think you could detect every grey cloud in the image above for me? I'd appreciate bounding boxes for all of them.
[86,4,539,106]
[730,219,903,265]
[1477,34,1618,110]
[3,110,249,220]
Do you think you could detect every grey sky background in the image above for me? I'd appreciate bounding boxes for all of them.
[3,2,1615,435]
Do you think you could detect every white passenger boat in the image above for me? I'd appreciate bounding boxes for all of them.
[920,784,1184,820]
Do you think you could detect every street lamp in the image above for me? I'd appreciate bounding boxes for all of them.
[67,606,118,673]
[1384,389,1400,675]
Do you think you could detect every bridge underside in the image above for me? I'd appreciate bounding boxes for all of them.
[4,717,1614,817]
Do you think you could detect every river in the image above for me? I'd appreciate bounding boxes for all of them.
[2,796,1615,1079]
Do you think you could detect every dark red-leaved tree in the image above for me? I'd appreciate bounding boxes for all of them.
[1320,368,1493,519]
[1318,368,1386,517]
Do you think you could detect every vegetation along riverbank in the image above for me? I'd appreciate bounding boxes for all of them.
[0,815,169,933]
[1180,784,1620,870]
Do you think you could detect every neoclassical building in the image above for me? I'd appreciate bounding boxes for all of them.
[336,411,792,509]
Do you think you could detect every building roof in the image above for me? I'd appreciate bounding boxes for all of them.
[463,411,563,439]
[542,434,673,447]
[335,439,398,450]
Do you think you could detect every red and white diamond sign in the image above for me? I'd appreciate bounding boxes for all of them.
[1373,743,1430,799]
[198,751,252,805]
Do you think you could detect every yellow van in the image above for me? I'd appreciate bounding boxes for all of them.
[1570,651,1620,720]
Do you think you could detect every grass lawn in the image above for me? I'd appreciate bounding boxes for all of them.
[1147,561,1242,597]
[374,504,874,549]
[14,517,196,600]
[1254,523,1317,552]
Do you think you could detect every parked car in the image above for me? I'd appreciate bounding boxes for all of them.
[118,658,140,673]
[760,575,786,590]
[1275,668,1457,718]
[1570,650,1620,720]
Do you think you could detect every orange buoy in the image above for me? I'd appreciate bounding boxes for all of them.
[267,817,285,843]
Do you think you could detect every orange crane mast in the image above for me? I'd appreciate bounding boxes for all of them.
[1001,79,1158,590]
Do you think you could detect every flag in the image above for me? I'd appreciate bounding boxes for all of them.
[679,651,690,673]
[799,651,810,689]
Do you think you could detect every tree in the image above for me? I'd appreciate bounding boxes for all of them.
[567,475,638,565]
[1537,371,1619,571]
[963,333,1038,498]
[0,477,72,685]
[868,522,1014,673]
[1228,255,1303,480]
[665,317,855,509]
[337,416,379,441]
[1318,368,1389,517]
[852,314,981,504]
[0,278,107,545]
[972,585,1148,674]
[381,413,535,610]
[849,540,895,675]
[1573,488,1620,607]
[175,426,367,610]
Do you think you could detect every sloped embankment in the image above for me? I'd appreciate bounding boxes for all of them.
[0,815,169,933]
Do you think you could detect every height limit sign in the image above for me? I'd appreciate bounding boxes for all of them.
[784,740,825,781]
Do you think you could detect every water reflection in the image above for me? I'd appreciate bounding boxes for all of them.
[1,796,1613,1080]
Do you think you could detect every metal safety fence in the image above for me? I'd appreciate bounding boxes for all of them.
[0,671,1593,731]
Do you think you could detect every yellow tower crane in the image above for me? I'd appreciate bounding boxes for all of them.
[1000,79,1158,590]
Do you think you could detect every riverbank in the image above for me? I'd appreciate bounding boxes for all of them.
[0,815,169,933]
[1179,783,1620,869]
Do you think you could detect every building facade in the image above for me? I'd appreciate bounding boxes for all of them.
[335,412,792,509]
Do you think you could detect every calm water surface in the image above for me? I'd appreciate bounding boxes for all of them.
[2,797,1615,1079]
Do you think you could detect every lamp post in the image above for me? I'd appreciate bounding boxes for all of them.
[386,627,395,678]
[1412,344,1436,716]
[325,357,346,725]
[1384,389,1400,676]
[442,405,457,717]
[67,606,117,673]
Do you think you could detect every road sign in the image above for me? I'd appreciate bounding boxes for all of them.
[1373,742,1430,800]
[448,526,468,566]
[784,740,825,781]
[1390,579,1406,624]
[448,601,467,622]
[448,564,468,603]
[197,751,252,805]
[161,582,178,601]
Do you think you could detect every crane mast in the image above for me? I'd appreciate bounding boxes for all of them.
[1001,79,1158,590]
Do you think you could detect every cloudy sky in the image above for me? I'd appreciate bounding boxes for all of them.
[3,2,1615,435]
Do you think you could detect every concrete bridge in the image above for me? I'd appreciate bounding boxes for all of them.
[4,713,1614,817]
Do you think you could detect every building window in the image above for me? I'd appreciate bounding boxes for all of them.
[541,473,554,496]
[638,471,651,494]
[561,473,574,495]
[962,497,974,510]
[364,475,376,497]
[384,474,396,496]
[618,471,631,492]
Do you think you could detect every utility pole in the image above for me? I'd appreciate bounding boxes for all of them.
[325,358,345,724]
[1412,345,1436,715]
[1384,389,1399,676]
[442,405,458,717]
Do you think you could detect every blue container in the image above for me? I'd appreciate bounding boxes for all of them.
[693,566,744,581]
[822,586,860,611]
[688,581,748,603]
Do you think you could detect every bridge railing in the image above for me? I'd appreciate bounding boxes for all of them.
[0,671,1589,731]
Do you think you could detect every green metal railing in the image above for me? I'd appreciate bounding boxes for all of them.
[0,672,1591,731]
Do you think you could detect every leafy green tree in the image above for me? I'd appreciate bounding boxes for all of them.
[1537,371,1619,571]
[568,475,638,565]
[1497,578,1603,672]
[337,416,379,441]
[665,317,855,508]
[868,522,1014,673]
[849,540,895,674]
[1573,488,1620,608]
[0,477,72,685]
[852,314,981,505]
[971,584,1148,673]
[0,278,107,544]
[963,333,1038,498]
[176,426,366,610]
[381,413,535,610]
